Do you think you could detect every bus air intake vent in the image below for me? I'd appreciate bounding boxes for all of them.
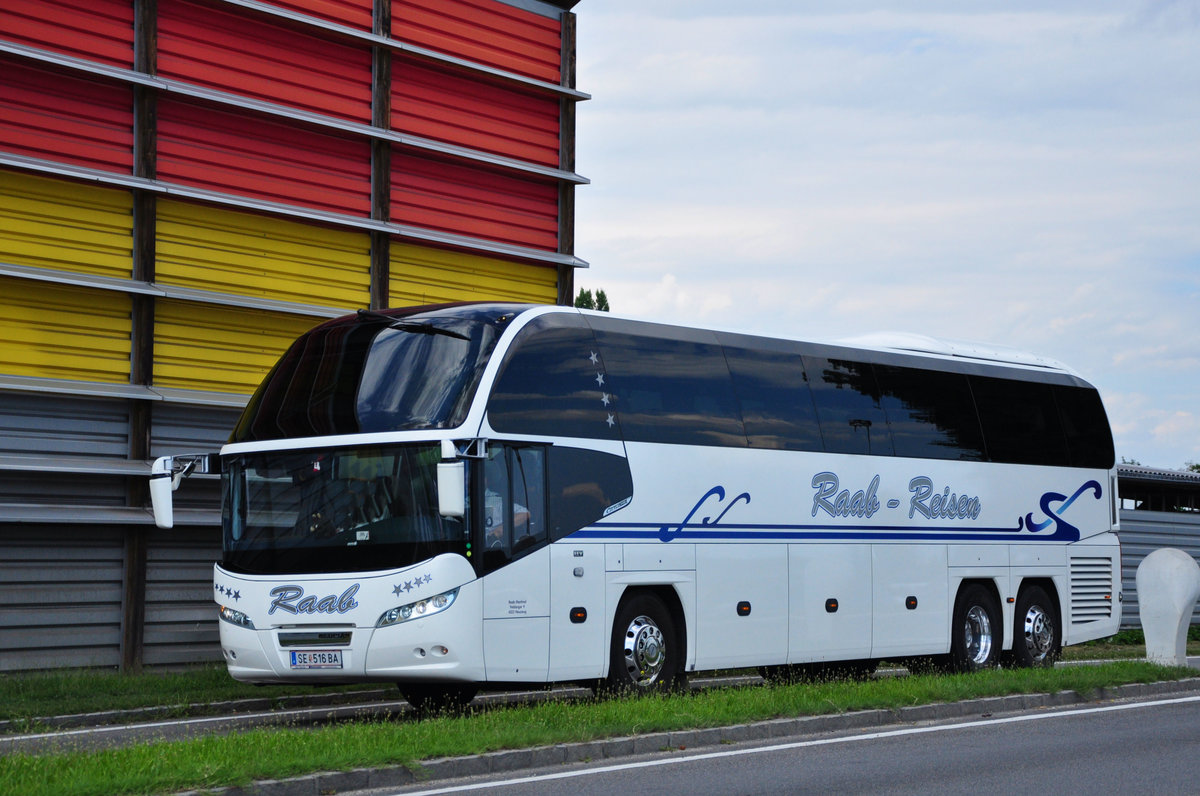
[278,632,352,647]
[1069,556,1113,625]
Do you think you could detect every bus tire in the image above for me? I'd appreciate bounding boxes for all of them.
[1011,585,1061,668]
[399,683,478,716]
[950,584,1001,672]
[606,592,682,692]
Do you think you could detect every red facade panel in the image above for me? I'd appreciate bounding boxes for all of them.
[0,59,133,173]
[394,0,562,84]
[391,152,558,251]
[157,98,370,216]
[0,0,134,68]
[259,0,373,31]
[392,56,560,167]
[158,0,372,123]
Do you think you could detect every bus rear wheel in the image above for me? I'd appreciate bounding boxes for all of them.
[606,592,683,692]
[950,584,1001,672]
[1012,586,1061,667]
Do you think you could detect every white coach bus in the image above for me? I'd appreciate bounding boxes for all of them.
[151,303,1121,709]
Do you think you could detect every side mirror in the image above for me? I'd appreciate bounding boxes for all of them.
[150,456,177,529]
[149,453,219,529]
[437,461,466,518]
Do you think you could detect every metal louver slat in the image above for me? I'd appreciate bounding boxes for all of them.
[264,0,373,30]
[0,0,134,68]
[0,169,133,279]
[153,299,319,394]
[389,241,558,306]
[156,199,370,308]
[392,56,561,167]
[394,0,563,84]
[391,152,559,251]
[0,277,132,384]
[156,98,371,216]
[158,0,372,123]
[0,58,134,175]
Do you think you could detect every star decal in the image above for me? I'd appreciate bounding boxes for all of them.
[601,393,611,407]
[423,574,433,584]
[231,590,241,602]
[595,372,605,387]
[392,584,404,596]
[403,580,414,592]
[606,414,616,428]
[589,351,599,365]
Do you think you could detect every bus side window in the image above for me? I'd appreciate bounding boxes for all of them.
[482,445,548,572]
[547,447,634,540]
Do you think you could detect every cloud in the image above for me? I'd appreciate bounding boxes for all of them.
[574,1,1200,468]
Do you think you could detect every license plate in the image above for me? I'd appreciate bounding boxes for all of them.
[290,650,343,669]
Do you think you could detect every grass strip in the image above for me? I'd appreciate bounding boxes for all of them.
[1,661,1190,796]
[0,665,380,725]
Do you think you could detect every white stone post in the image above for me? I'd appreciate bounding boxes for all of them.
[1137,548,1200,667]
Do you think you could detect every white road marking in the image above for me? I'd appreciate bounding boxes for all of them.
[395,694,1200,795]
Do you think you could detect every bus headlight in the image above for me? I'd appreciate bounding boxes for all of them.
[219,605,255,629]
[377,588,458,628]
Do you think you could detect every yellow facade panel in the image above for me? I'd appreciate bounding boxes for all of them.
[156,200,371,309]
[389,242,558,307]
[153,299,318,394]
[0,277,131,383]
[0,170,133,279]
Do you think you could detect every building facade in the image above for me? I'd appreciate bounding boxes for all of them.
[0,0,585,670]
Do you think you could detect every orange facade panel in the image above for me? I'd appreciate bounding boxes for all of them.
[394,0,562,84]
[0,58,133,174]
[158,0,372,123]
[391,152,559,252]
[0,0,134,68]
[157,98,371,216]
[392,56,560,167]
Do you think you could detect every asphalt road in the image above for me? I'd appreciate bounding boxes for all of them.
[374,693,1200,796]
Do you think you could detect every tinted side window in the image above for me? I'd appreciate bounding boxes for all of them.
[488,314,621,441]
[971,376,1069,466]
[1055,386,1115,469]
[875,365,986,461]
[804,357,893,455]
[547,447,634,539]
[723,344,822,451]
[591,326,746,447]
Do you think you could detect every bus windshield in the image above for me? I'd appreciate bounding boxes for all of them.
[232,304,523,442]
[222,443,467,574]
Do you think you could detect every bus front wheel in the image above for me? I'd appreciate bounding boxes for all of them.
[399,683,478,716]
[1011,586,1061,667]
[950,584,1001,672]
[606,592,683,692]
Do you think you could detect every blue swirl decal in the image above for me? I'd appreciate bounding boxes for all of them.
[1018,480,1103,542]
[659,486,751,542]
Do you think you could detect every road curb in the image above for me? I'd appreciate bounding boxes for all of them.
[175,677,1200,796]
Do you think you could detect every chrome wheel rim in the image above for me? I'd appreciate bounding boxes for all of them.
[964,605,994,665]
[623,614,666,686]
[1023,603,1054,662]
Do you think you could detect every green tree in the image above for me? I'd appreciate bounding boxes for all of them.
[1186,461,1200,473]
[574,288,610,312]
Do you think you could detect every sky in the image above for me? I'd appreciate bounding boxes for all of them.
[571,0,1200,471]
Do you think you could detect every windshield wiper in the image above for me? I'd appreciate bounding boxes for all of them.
[356,309,471,341]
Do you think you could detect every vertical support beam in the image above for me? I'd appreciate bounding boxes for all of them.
[122,0,159,672]
[556,10,578,306]
[370,0,392,309]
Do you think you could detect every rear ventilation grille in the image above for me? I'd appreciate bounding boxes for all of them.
[1070,556,1113,625]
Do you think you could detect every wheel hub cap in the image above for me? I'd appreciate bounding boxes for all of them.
[624,615,666,686]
